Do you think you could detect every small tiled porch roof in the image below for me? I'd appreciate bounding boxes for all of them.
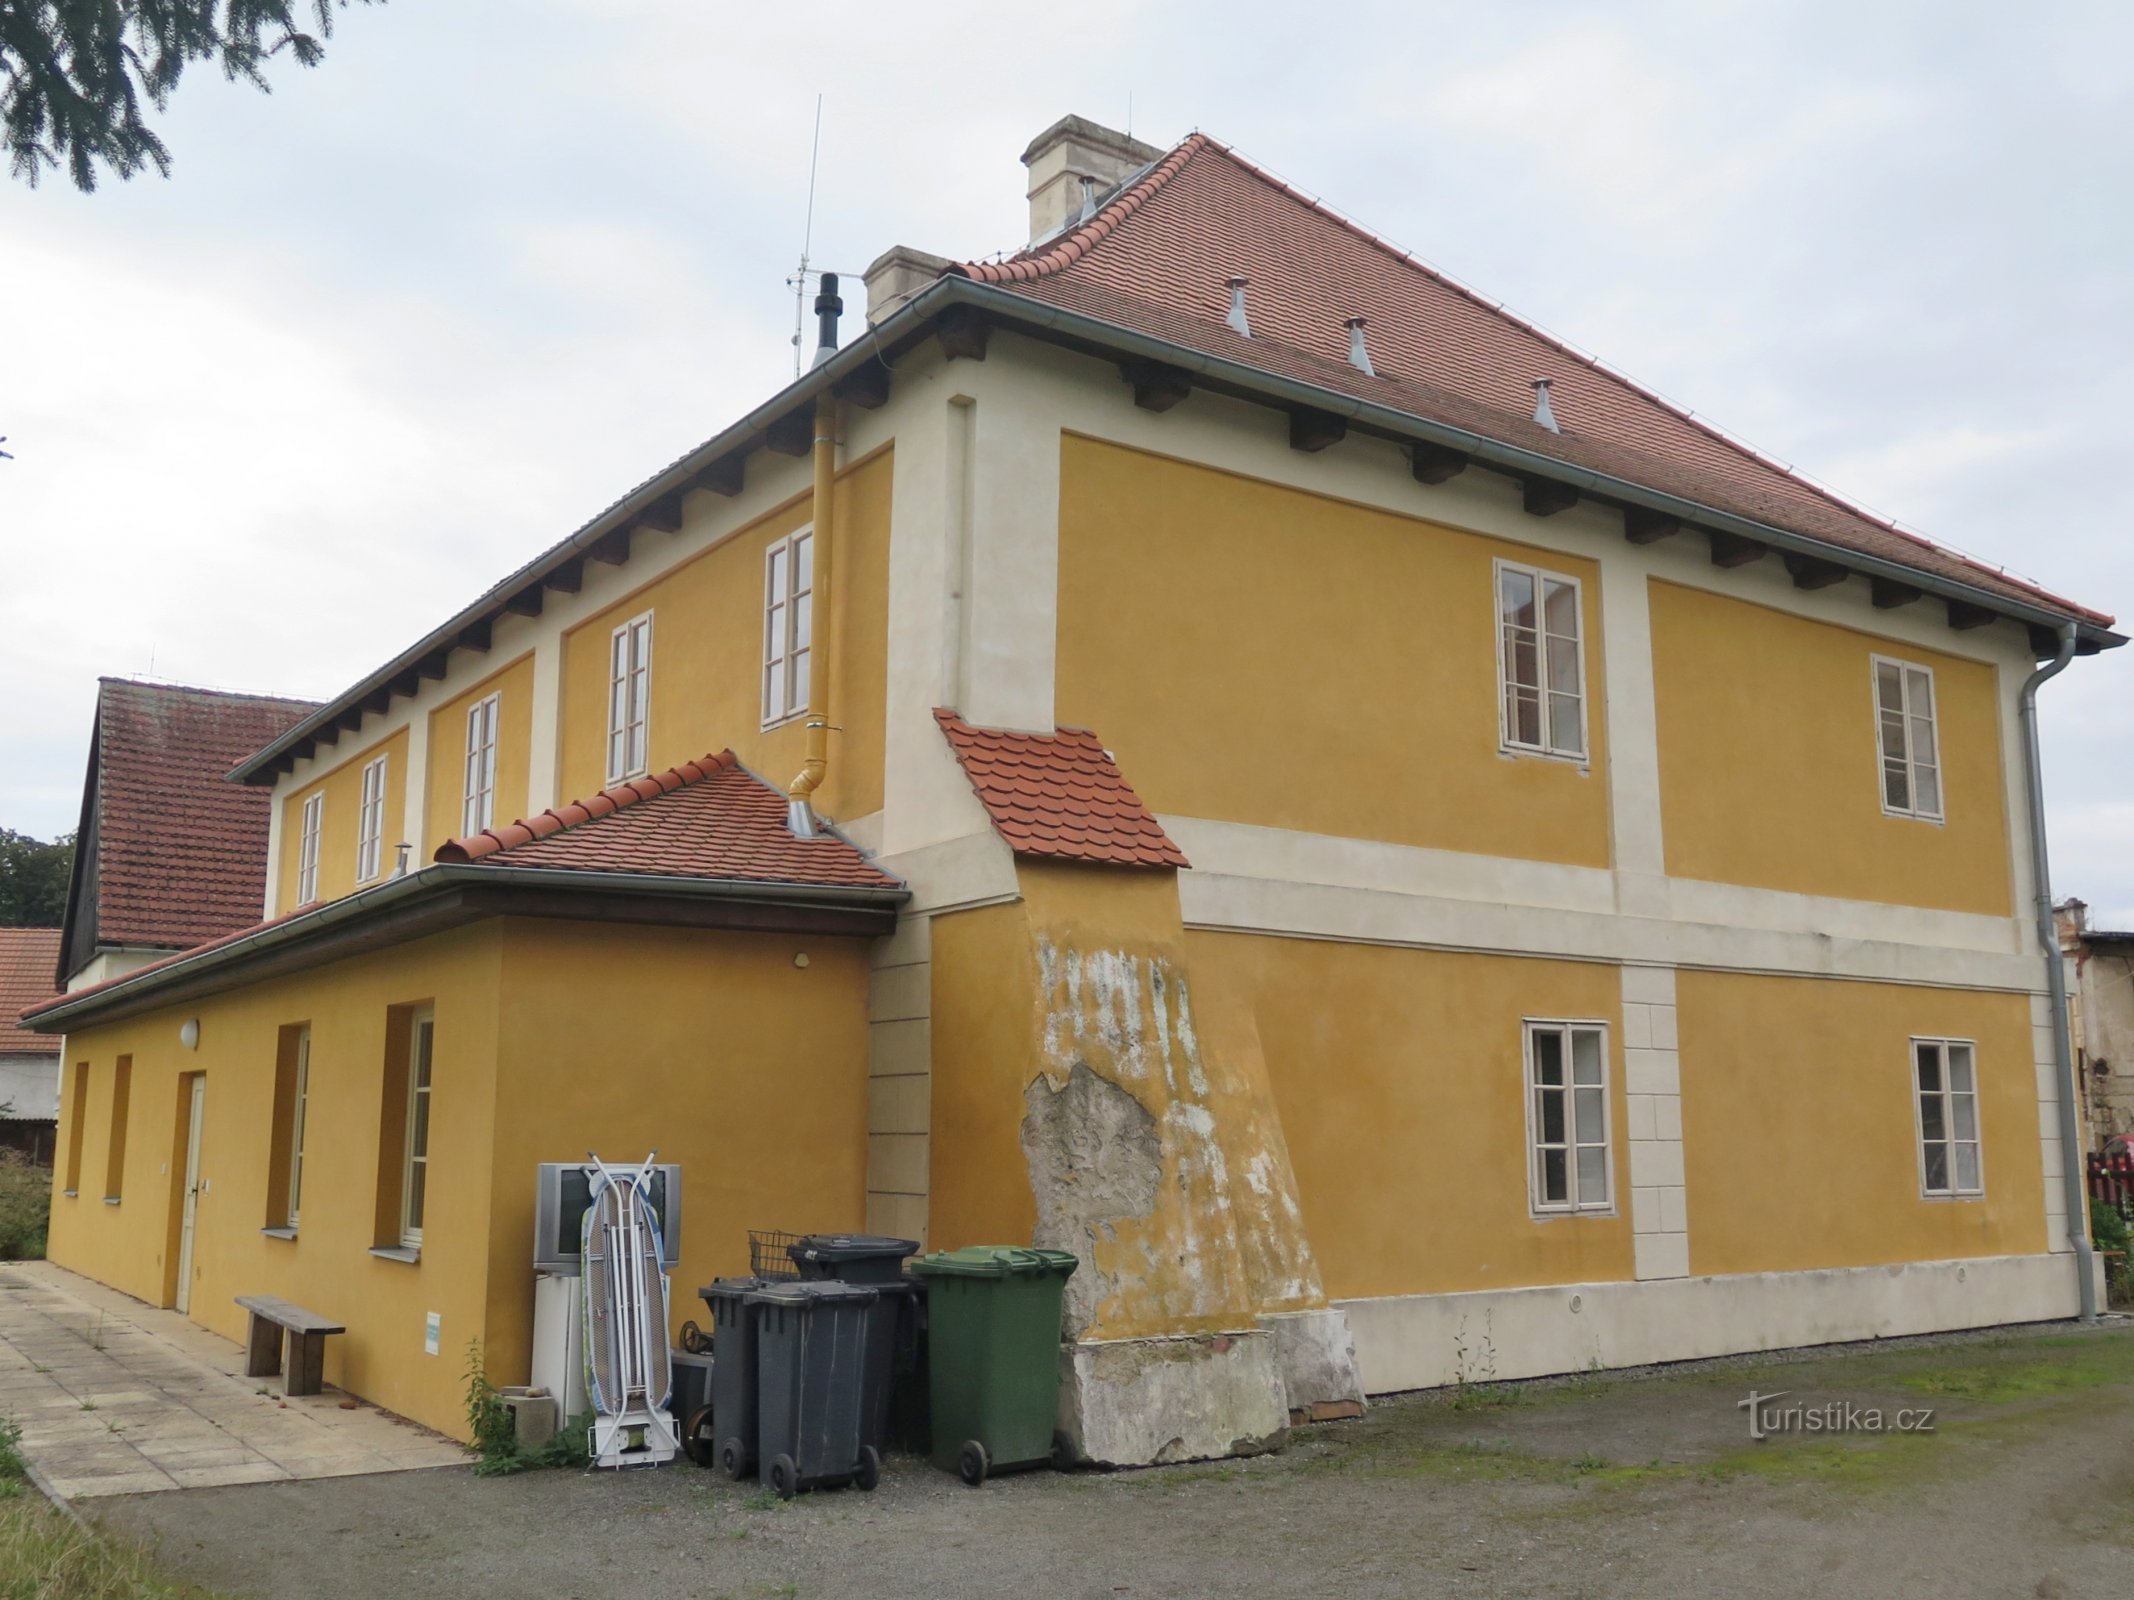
[935,709,1188,869]
[433,752,901,889]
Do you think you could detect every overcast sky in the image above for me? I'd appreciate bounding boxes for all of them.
[2,1,2129,922]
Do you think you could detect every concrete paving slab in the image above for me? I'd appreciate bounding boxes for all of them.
[0,1261,465,1499]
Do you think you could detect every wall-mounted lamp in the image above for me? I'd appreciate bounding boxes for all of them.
[179,1019,200,1051]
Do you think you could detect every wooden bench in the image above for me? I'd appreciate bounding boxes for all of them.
[235,1295,346,1397]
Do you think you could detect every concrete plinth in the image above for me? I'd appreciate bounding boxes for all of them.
[1057,1328,1289,1467]
[1259,1306,1366,1423]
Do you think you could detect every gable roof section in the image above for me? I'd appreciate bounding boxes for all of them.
[0,930,60,1055]
[957,134,2110,630]
[433,752,901,889]
[935,709,1188,869]
[63,679,318,979]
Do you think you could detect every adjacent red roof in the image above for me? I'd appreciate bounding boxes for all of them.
[433,752,901,889]
[72,679,320,964]
[934,709,1188,869]
[0,930,61,1053]
[957,135,2109,628]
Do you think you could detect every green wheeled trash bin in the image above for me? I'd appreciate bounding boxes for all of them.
[749,1280,881,1500]
[910,1246,1078,1486]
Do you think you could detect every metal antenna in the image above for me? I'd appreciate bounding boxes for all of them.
[790,95,824,378]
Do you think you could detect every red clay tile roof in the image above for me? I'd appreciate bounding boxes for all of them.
[956,135,2109,628]
[0,930,61,1053]
[433,752,901,889]
[80,679,319,958]
[935,709,1188,869]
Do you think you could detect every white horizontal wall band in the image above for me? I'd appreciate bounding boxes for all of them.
[1336,1250,2081,1395]
[1179,869,2042,993]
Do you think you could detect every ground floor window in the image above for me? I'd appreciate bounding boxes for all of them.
[268,1024,311,1230]
[1913,1037,1983,1196]
[1526,1020,1612,1214]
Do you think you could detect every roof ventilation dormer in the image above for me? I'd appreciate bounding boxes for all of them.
[1346,316,1374,377]
[1227,276,1252,338]
[1021,114,1163,245]
[1532,377,1560,433]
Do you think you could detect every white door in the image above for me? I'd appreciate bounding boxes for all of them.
[175,1077,205,1315]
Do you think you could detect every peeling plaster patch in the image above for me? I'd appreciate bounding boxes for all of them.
[1023,1062,1163,1338]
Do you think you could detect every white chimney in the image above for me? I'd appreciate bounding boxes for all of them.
[1021,114,1163,245]
[863,244,954,326]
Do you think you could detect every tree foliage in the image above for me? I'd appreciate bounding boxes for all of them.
[0,829,72,927]
[1,0,374,191]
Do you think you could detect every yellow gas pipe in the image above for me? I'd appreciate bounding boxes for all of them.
[786,390,838,836]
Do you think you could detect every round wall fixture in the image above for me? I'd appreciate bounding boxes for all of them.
[793,953,811,969]
[179,1019,200,1050]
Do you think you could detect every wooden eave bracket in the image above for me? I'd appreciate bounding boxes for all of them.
[1783,552,1848,590]
[1707,530,1766,568]
[1622,507,1680,544]
[1120,359,1192,413]
[1288,408,1346,453]
[935,306,991,362]
[1522,479,1579,518]
[1409,442,1469,485]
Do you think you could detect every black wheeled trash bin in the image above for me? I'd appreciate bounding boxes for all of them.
[700,1277,765,1479]
[749,1280,880,1500]
[787,1233,920,1284]
[788,1233,928,1459]
[671,1348,715,1465]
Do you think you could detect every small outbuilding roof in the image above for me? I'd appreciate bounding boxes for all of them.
[0,929,61,1055]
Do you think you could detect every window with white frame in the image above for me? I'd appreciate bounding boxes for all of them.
[1874,656,1943,820]
[1498,561,1586,760]
[1527,1020,1612,1213]
[607,613,652,782]
[402,1009,434,1248]
[1914,1037,1983,1196]
[286,1026,310,1229]
[463,693,500,835]
[762,528,814,726]
[296,793,323,905]
[356,755,389,882]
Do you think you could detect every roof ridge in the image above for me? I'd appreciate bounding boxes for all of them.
[954,134,1209,285]
[434,750,742,864]
[100,676,321,708]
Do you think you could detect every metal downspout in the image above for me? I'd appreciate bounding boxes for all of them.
[2021,621,2097,1318]
[787,390,838,836]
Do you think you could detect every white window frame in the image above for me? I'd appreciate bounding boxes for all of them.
[355,755,389,883]
[1494,559,1588,763]
[296,793,323,906]
[1523,1018,1614,1216]
[401,1009,435,1249]
[761,526,815,729]
[1912,1036,1984,1199]
[606,612,653,783]
[286,1026,310,1229]
[463,693,500,836]
[1872,655,1944,822]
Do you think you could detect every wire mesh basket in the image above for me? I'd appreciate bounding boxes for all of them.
[749,1229,804,1281]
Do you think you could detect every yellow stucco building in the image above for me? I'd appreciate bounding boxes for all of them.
[27,115,2121,1462]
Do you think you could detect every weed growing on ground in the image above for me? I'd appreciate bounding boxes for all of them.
[0,1414,228,1597]
[0,1155,50,1261]
[461,1341,590,1476]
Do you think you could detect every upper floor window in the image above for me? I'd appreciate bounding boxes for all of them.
[1914,1037,1982,1197]
[607,612,653,783]
[297,792,323,905]
[762,528,814,727]
[1497,561,1586,761]
[356,756,389,883]
[1527,1020,1612,1214]
[1874,657,1942,821]
[463,693,500,835]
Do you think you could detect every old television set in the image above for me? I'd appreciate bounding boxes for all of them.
[533,1162,682,1274]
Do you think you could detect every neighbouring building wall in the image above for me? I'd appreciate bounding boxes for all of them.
[481,918,874,1390]
[45,923,505,1437]
[1676,970,2046,1275]
[2072,938,2134,1144]
[274,727,412,915]
[1649,581,2013,916]
[555,446,894,826]
[424,652,536,856]
[1052,435,1611,867]
[1183,932,1635,1301]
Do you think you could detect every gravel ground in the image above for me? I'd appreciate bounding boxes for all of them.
[93,1319,2134,1600]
